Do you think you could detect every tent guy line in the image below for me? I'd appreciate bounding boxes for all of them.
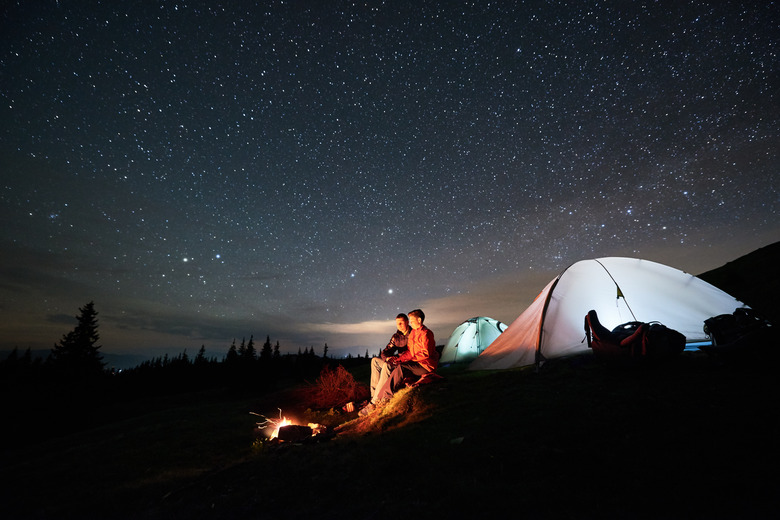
[594,258,636,321]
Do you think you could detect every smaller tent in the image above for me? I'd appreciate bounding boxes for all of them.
[440,316,508,364]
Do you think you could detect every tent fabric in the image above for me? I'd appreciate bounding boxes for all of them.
[440,316,508,364]
[469,257,747,370]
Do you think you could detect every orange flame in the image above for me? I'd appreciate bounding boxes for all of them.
[269,417,293,439]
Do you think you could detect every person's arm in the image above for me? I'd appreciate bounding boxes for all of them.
[395,334,414,363]
[421,329,435,359]
[410,329,437,371]
[380,333,399,359]
[396,329,435,365]
[420,329,436,368]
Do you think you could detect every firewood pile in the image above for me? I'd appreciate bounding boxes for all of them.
[252,412,335,446]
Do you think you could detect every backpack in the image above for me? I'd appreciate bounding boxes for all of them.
[584,310,685,362]
[700,307,775,359]
[612,321,686,358]
[703,307,772,347]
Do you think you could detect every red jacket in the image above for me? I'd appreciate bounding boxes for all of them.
[397,325,437,373]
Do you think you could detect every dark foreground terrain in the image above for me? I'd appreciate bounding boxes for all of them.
[2,348,778,520]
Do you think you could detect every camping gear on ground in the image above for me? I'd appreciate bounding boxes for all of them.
[469,257,747,370]
[700,307,775,357]
[584,310,685,362]
[440,316,508,364]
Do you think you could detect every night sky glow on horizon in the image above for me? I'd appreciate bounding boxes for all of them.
[1,1,778,362]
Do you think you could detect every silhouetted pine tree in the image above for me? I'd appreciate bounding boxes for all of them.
[244,335,256,361]
[21,347,34,367]
[260,335,272,361]
[49,301,105,379]
[273,340,281,359]
[226,339,238,364]
[195,345,207,365]
[4,347,19,364]
[0,347,39,391]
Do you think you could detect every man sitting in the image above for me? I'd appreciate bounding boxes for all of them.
[368,313,410,404]
[359,309,437,416]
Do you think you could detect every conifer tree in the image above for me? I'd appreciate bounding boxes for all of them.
[49,301,104,378]
[260,335,272,360]
[3,347,19,366]
[22,347,33,366]
[273,340,281,359]
[244,335,256,360]
[226,339,238,363]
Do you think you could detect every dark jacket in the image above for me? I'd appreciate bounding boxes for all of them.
[381,328,410,360]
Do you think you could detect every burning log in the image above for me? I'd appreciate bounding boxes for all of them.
[251,411,331,444]
[277,424,314,442]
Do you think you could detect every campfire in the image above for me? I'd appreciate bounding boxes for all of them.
[252,410,329,444]
[268,417,293,439]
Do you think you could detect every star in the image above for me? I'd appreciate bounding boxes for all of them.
[0,1,776,361]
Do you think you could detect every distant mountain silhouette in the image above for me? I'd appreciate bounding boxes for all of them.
[698,241,780,323]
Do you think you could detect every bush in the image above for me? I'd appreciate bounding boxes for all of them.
[297,364,369,410]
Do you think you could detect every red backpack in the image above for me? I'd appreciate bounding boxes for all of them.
[584,310,685,362]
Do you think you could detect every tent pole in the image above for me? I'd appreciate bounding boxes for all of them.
[535,276,561,370]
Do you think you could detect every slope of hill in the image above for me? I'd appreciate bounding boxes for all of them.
[698,241,780,323]
[3,356,777,519]
[3,243,779,519]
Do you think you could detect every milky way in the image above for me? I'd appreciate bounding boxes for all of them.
[1,1,777,360]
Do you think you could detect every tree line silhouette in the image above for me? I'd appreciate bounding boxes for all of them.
[0,302,372,446]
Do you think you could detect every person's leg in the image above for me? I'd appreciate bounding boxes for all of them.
[586,310,615,342]
[374,362,428,402]
[370,356,387,400]
[370,359,395,403]
[360,359,391,416]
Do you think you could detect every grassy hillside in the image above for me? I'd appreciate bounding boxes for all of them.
[2,354,778,519]
[3,243,779,519]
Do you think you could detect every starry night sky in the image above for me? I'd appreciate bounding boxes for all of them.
[1,1,778,362]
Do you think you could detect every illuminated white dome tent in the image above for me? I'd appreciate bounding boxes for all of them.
[469,257,747,370]
[440,316,508,364]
